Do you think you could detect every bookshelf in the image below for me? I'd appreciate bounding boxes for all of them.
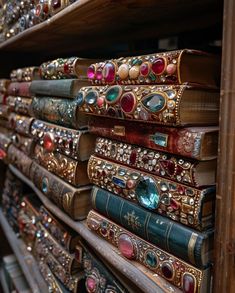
[0,0,234,292]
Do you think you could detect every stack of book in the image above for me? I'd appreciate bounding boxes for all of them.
[77,49,220,292]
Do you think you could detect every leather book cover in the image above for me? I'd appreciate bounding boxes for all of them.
[88,116,219,160]
[29,161,92,220]
[78,83,219,126]
[29,96,88,129]
[30,119,96,161]
[87,49,220,86]
[88,155,215,230]
[91,186,214,268]
[33,144,89,186]
[95,137,217,187]
[8,82,31,97]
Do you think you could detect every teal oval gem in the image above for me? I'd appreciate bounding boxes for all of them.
[85,91,98,105]
[105,86,121,103]
[42,177,49,194]
[135,176,159,209]
[76,92,84,106]
[146,251,158,268]
[142,93,165,112]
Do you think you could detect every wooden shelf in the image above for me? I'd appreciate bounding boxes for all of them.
[0,210,48,293]
[9,165,182,293]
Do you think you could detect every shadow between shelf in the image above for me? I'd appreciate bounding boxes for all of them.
[8,164,182,293]
[0,209,48,293]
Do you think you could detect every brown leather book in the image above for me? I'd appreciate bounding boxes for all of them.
[29,161,92,220]
[88,117,218,160]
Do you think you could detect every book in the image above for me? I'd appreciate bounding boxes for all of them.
[8,82,31,97]
[94,137,217,187]
[29,96,87,129]
[87,49,220,86]
[30,79,89,98]
[30,119,96,161]
[88,117,219,160]
[87,210,211,292]
[7,96,32,116]
[0,104,10,119]
[29,161,92,220]
[91,186,214,268]
[12,133,35,156]
[78,84,219,126]
[88,155,215,230]
[10,67,40,82]
[33,144,89,186]
[9,113,34,136]
[39,206,80,253]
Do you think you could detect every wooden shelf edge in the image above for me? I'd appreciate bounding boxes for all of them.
[0,210,48,293]
[8,165,181,293]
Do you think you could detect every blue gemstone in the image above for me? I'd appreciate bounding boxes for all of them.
[76,92,84,106]
[42,177,49,194]
[85,91,98,105]
[142,93,165,112]
[135,176,159,209]
[150,132,168,147]
[112,176,126,188]
[146,251,158,268]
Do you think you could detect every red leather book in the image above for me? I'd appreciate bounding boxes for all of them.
[8,82,31,97]
[88,117,218,160]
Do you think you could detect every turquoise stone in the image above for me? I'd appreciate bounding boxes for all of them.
[42,177,49,194]
[142,93,165,112]
[146,251,158,267]
[76,92,84,106]
[85,91,98,105]
[135,176,159,209]
[105,86,121,103]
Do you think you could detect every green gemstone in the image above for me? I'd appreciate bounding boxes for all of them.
[132,59,142,66]
[142,93,165,113]
[106,86,121,103]
[42,177,49,194]
[146,251,158,267]
[149,72,156,81]
[135,176,159,210]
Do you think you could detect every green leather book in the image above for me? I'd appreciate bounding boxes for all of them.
[91,186,214,269]
[30,79,88,98]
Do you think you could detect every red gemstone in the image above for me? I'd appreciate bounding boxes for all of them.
[127,179,135,189]
[86,277,97,293]
[130,150,137,165]
[0,149,6,159]
[178,185,185,195]
[175,165,184,175]
[142,155,149,164]
[87,65,96,79]
[43,133,55,151]
[160,160,176,176]
[43,4,49,14]
[63,63,69,74]
[52,0,61,9]
[97,97,104,108]
[140,62,150,76]
[109,229,114,239]
[183,274,195,293]
[152,58,166,75]
[96,68,103,80]
[170,198,180,210]
[118,233,135,259]
[120,93,135,113]
[35,4,41,16]
[103,62,116,83]
[161,262,174,279]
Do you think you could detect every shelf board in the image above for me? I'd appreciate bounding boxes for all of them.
[9,164,182,293]
[0,210,48,293]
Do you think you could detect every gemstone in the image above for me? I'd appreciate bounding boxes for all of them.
[161,262,174,279]
[130,150,137,165]
[96,97,104,108]
[170,198,180,210]
[140,62,150,76]
[109,229,114,239]
[129,65,140,79]
[76,92,84,106]
[146,251,158,268]
[152,58,166,75]
[161,194,170,205]
[106,86,122,103]
[0,149,6,159]
[118,234,135,259]
[142,93,165,113]
[117,64,129,80]
[52,0,61,9]
[183,274,196,293]
[103,62,116,83]
[135,176,160,209]
[120,93,136,113]
[127,179,135,189]
[42,177,49,194]
[139,108,149,120]
[100,222,108,236]
[85,91,98,105]
[166,64,176,75]
[63,63,69,74]
[43,133,55,151]
[87,65,96,79]
[86,277,97,293]
[112,176,126,188]
[96,67,103,80]
[35,4,41,16]
[107,107,116,117]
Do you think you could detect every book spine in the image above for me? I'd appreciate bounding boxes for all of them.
[8,82,31,97]
[91,186,212,268]
[12,134,35,156]
[30,79,75,98]
[88,155,215,230]
[9,113,34,136]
